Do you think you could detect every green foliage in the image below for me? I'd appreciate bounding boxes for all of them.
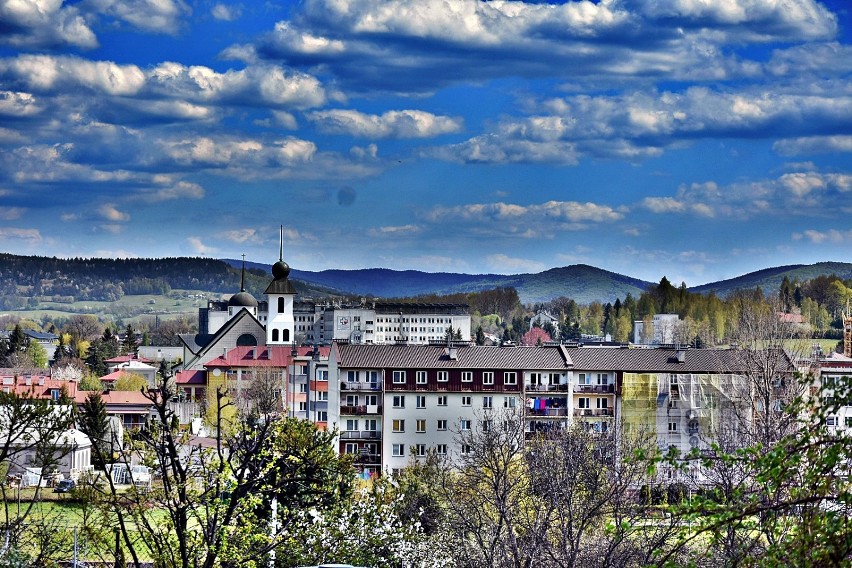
[113,373,148,392]
[79,374,105,391]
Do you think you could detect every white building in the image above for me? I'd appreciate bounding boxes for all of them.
[633,314,681,345]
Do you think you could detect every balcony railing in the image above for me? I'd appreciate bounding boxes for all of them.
[341,382,381,391]
[573,408,613,417]
[526,408,569,417]
[574,384,615,394]
[355,453,381,465]
[340,404,383,415]
[525,384,569,392]
[340,430,381,440]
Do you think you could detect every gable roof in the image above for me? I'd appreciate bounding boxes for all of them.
[334,343,569,370]
[181,308,266,370]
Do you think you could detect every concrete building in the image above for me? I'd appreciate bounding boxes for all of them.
[633,314,681,345]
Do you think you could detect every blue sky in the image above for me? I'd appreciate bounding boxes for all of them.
[0,0,850,286]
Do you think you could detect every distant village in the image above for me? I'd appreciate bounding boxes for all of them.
[2,236,851,485]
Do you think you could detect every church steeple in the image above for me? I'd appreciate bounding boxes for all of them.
[227,253,258,313]
[266,226,296,345]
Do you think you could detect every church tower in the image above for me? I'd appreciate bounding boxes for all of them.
[265,226,297,345]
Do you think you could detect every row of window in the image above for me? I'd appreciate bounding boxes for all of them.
[392,394,517,409]
[392,443,472,457]
[391,418,499,433]
[392,370,517,385]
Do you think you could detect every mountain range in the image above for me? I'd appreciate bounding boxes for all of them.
[229,259,852,305]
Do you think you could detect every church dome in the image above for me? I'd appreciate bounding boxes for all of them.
[272,259,290,280]
[228,291,258,308]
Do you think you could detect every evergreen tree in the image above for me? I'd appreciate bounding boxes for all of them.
[78,392,110,468]
[121,324,137,356]
[475,326,486,346]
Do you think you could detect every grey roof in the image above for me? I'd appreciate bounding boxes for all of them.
[178,333,216,353]
[334,343,792,374]
[228,290,258,307]
[264,278,296,295]
[335,343,569,370]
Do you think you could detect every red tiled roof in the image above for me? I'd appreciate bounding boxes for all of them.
[0,372,77,399]
[99,369,142,383]
[203,345,330,369]
[175,370,206,385]
[104,354,154,364]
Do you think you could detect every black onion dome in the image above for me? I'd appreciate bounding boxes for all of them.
[228,291,258,308]
[272,260,290,280]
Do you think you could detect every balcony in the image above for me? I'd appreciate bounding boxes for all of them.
[574,384,614,394]
[525,384,569,393]
[574,408,612,417]
[526,408,569,417]
[340,430,381,440]
[340,404,383,415]
[355,453,381,465]
[341,381,381,392]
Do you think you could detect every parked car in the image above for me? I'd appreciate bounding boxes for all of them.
[53,479,75,493]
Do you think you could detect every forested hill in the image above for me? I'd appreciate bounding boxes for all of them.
[230,260,652,304]
[690,262,852,297]
[0,254,334,310]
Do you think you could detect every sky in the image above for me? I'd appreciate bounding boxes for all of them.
[0,0,850,287]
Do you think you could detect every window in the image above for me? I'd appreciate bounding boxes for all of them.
[364,419,378,431]
[393,395,405,408]
[482,419,492,432]
[462,371,473,382]
[347,370,358,382]
[436,444,447,456]
[299,384,307,393]
[530,373,542,386]
[846,417,852,428]
[578,373,591,385]
[483,396,493,409]
[437,419,448,431]
[367,370,379,384]
[504,372,517,385]
[461,444,471,455]
[504,396,516,408]
[415,444,427,457]
[317,370,328,381]
[317,411,328,421]
[462,396,472,406]
[460,419,472,431]
[482,372,494,385]
[345,419,359,431]
[392,419,405,432]
[437,395,447,406]
[668,421,678,432]
[392,444,405,457]
[345,443,358,454]
[597,397,609,409]
[393,371,406,384]
[416,395,426,409]
[578,397,590,409]
[416,371,428,384]
[437,371,449,382]
[549,373,561,386]
[346,395,358,406]
[669,374,678,385]
[298,402,306,411]
[827,416,838,426]
[365,394,378,406]
[317,391,328,401]
[416,419,426,433]
[597,373,609,386]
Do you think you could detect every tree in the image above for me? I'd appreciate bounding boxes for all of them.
[663,375,852,566]
[25,340,48,368]
[78,392,111,468]
[521,327,552,346]
[475,326,486,346]
[0,392,74,552]
[93,372,355,568]
[79,373,105,392]
[121,324,137,356]
[113,373,148,392]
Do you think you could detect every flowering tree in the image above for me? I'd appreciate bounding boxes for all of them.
[521,327,552,346]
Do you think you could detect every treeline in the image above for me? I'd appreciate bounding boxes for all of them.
[0,254,254,306]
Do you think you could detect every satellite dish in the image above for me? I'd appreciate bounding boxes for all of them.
[212,369,222,377]
[689,436,700,448]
